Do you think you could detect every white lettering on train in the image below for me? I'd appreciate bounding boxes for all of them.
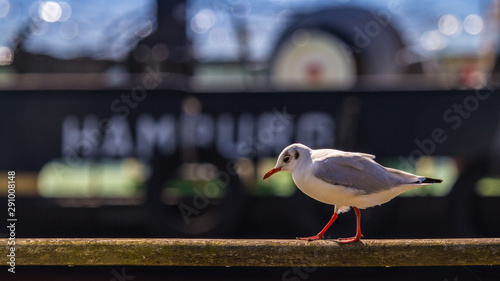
[61,111,335,160]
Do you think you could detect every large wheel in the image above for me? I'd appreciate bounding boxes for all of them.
[270,7,408,90]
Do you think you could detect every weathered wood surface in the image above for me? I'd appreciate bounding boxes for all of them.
[2,238,499,267]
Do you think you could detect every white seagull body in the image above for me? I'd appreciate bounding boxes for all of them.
[263,143,442,243]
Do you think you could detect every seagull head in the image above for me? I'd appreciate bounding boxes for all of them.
[263,143,310,180]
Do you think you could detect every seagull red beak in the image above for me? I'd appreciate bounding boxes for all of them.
[263,167,282,180]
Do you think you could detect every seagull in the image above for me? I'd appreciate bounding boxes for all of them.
[262,143,442,243]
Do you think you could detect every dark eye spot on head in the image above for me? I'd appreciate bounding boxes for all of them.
[295,151,300,159]
[284,155,291,163]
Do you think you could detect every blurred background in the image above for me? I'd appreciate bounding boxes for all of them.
[0,0,499,90]
[1,1,500,279]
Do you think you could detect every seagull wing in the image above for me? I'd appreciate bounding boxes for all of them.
[312,151,423,194]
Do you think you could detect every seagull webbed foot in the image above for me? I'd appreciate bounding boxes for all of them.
[296,234,323,241]
[338,233,363,244]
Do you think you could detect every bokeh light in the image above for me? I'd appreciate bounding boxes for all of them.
[135,20,153,38]
[0,46,14,65]
[39,1,62,23]
[420,30,447,51]
[190,9,215,34]
[438,14,461,35]
[152,43,169,61]
[463,14,484,35]
[0,0,10,18]
[58,2,72,22]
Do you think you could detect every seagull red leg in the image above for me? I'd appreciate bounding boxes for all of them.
[339,206,364,243]
[297,212,338,241]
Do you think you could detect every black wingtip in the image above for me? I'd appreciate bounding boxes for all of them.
[422,177,443,184]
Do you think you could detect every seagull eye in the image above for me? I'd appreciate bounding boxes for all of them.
[284,155,291,163]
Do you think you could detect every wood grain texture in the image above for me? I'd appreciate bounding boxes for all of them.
[2,238,499,267]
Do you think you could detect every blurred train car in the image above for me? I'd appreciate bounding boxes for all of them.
[0,0,500,240]
[1,89,500,239]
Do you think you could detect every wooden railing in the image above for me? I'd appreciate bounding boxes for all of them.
[2,238,499,267]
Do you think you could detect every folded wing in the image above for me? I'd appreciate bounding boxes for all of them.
[312,151,425,194]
